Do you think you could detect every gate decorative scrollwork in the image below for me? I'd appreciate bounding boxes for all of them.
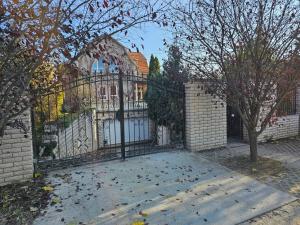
[32,72,185,169]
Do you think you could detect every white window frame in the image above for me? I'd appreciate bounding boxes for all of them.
[92,57,105,74]
[110,85,118,98]
[134,83,144,101]
[98,86,107,100]
[137,86,144,100]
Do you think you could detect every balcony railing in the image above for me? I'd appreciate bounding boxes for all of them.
[93,100,148,112]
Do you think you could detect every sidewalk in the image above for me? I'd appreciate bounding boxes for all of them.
[199,137,300,225]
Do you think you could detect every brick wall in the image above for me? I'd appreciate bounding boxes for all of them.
[185,83,300,148]
[185,82,227,151]
[244,87,300,142]
[243,114,299,142]
[0,110,33,186]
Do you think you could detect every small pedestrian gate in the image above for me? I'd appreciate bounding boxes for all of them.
[32,72,185,169]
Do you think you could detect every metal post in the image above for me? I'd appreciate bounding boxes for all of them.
[182,89,186,148]
[30,108,38,172]
[118,71,126,160]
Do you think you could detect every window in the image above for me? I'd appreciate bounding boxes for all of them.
[108,57,119,73]
[137,87,144,100]
[92,62,97,73]
[97,86,107,100]
[110,85,117,96]
[134,84,144,101]
[92,57,105,74]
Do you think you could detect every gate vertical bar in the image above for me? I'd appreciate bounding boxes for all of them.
[118,71,126,160]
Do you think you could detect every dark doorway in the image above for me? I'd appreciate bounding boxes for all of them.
[227,106,243,139]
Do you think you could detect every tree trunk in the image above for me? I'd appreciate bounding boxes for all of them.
[248,131,258,162]
[0,120,6,137]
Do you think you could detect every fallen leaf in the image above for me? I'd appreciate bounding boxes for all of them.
[30,207,38,212]
[74,200,80,204]
[132,221,144,225]
[34,172,42,178]
[139,211,148,217]
[51,197,61,204]
[42,185,54,192]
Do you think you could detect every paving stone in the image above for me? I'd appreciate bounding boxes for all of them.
[33,151,295,225]
[200,138,300,224]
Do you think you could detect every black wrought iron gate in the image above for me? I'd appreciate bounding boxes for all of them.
[32,72,185,170]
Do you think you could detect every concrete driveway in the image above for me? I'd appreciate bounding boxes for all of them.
[34,151,296,225]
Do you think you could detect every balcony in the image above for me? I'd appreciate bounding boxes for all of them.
[93,100,148,112]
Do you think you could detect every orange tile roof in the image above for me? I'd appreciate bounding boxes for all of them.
[128,52,149,75]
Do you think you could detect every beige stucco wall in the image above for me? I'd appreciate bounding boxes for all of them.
[76,37,138,74]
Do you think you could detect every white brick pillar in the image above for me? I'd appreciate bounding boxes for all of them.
[0,110,33,186]
[185,82,227,151]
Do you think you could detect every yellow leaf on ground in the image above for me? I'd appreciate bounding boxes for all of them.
[42,185,54,192]
[132,221,145,225]
[51,197,61,204]
[33,172,42,178]
[139,211,148,217]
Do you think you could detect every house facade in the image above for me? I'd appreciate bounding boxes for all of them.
[61,36,151,153]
